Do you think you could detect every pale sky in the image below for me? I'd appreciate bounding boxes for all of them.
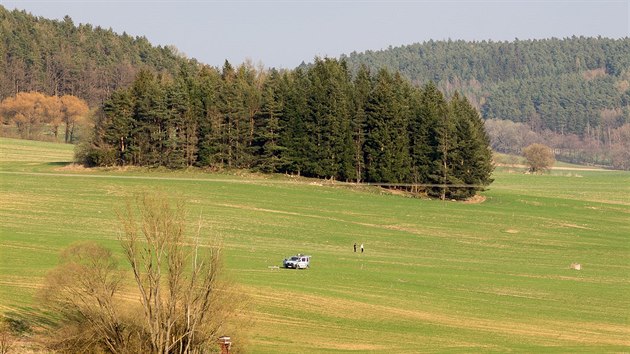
[2,1,629,69]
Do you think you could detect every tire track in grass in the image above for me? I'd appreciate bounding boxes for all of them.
[245,285,630,347]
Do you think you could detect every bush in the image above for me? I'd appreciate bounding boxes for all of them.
[74,143,117,167]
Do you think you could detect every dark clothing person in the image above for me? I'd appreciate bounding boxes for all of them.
[353,243,357,252]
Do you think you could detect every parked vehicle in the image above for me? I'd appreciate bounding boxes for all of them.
[283,254,311,269]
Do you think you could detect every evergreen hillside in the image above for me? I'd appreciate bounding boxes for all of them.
[0,5,191,107]
[341,38,630,135]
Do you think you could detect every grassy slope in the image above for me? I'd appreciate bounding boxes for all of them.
[1,137,629,352]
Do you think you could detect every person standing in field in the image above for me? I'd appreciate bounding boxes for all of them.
[353,243,357,252]
[360,243,364,253]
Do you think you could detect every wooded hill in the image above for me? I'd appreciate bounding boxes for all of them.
[0,6,188,107]
[3,5,628,136]
[341,38,630,135]
[2,6,627,169]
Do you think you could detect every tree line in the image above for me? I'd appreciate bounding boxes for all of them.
[80,59,493,200]
[485,118,630,170]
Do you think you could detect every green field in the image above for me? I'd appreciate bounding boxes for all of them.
[1,137,629,352]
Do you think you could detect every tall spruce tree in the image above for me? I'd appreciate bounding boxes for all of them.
[428,84,458,200]
[219,60,239,168]
[410,82,446,187]
[164,79,190,168]
[196,66,223,167]
[101,88,134,165]
[130,70,167,167]
[234,63,261,168]
[450,92,494,197]
[280,68,310,175]
[253,70,286,173]
[351,64,372,182]
[364,69,411,183]
[305,58,354,180]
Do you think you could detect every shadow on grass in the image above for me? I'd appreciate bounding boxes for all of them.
[3,307,57,334]
[46,161,73,167]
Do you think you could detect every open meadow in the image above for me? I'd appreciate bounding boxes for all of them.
[1,137,629,352]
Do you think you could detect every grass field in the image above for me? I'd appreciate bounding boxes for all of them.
[1,137,629,352]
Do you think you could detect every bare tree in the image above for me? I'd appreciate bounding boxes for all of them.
[41,193,242,353]
[118,193,235,353]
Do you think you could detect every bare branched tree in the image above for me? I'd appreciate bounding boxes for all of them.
[118,193,233,353]
[41,193,242,353]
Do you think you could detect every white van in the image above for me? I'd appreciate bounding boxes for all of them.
[283,254,311,269]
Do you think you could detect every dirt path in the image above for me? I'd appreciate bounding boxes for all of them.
[496,163,614,172]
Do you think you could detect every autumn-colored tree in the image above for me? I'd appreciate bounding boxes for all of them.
[0,92,46,139]
[41,95,64,139]
[0,92,89,142]
[523,143,555,173]
[60,95,89,143]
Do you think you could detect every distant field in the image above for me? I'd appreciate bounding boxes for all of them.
[1,137,629,352]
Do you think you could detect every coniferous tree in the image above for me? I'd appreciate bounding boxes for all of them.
[431,88,458,200]
[449,92,494,198]
[219,60,239,168]
[101,89,134,165]
[234,63,261,169]
[351,64,372,182]
[412,82,446,188]
[196,66,223,167]
[364,69,411,183]
[281,68,311,176]
[131,70,167,166]
[253,70,286,173]
[306,58,355,179]
[164,79,190,168]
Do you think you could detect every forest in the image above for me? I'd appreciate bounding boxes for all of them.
[81,59,493,200]
[341,37,630,134]
[1,6,628,169]
[342,38,630,168]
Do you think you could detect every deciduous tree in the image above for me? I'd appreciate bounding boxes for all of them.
[523,143,555,173]
[41,193,243,353]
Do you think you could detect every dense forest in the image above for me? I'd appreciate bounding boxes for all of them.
[341,38,630,134]
[81,59,493,199]
[3,4,628,132]
[0,6,188,107]
[1,6,628,169]
[342,38,630,169]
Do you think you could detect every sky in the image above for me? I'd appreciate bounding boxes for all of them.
[2,0,629,69]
